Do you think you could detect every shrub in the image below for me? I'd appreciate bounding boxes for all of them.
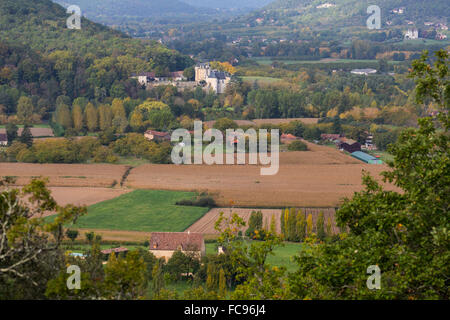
[288,140,308,151]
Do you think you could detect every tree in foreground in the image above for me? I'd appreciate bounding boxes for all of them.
[0,178,86,299]
[288,50,449,300]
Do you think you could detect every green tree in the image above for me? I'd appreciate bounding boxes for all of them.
[0,178,86,299]
[16,96,34,124]
[66,229,79,243]
[288,50,449,300]
[19,125,33,148]
[103,251,148,300]
[5,123,18,146]
[152,259,165,297]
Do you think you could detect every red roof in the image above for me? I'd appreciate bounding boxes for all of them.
[145,130,170,137]
[321,134,341,140]
[171,71,184,78]
[149,232,204,251]
[281,133,298,140]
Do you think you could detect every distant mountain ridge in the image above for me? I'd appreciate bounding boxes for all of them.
[54,0,210,18]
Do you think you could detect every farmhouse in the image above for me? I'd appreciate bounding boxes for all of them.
[149,232,205,261]
[0,133,7,146]
[144,130,171,142]
[338,140,362,153]
[320,133,342,142]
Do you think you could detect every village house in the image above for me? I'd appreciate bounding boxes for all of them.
[0,133,8,146]
[404,29,419,40]
[132,71,187,86]
[351,68,377,76]
[338,140,362,153]
[149,232,205,262]
[320,133,342,142]
[144,130,171,142]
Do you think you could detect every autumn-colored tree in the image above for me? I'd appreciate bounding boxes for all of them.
[270,214,277,235]
[72,104,84,132]
[55,104,72,129]
[317,211,326,241]
[326,217,333,237]
[210,61,236,75]
[306,213,313,237]
[218,268,227,298]
[296,211,306,242]
[129,110,144,132]
[111,98,126,119]
[98,104,113,131]
[84,103,98,132]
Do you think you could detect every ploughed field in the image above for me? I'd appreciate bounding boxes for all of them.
[0,143,397,208]
[0,163,129,187]
[125,145,396,207]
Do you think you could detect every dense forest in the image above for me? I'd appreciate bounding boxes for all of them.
[0,0,193,118]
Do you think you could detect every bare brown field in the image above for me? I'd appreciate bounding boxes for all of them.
[0,127,54,137]
[125,150,397,207]
[0,163,129,187]
[77,229,151,242]
[186,207,338,235]
[48,187,131,207]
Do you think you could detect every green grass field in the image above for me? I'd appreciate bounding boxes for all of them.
[206,241,303,272]
[61,189,210,232]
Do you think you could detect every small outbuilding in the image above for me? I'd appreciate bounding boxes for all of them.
[351,151,383,164]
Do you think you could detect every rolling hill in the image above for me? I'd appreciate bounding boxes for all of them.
[248,0,449,29]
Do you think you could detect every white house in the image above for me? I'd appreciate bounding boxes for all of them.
[0,133,7,146]
[404,29,419,40]
[351,68,377,76]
